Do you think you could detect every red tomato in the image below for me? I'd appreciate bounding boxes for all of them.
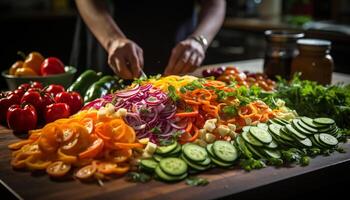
[40,57,65,76]
[44,103,70,123]
[55,92,83,115]
[7,104,37,132]
[45,84,65,97]
[0,93,20,122]
[21,91,43,114]
[30,81,43,89]
[12,89,25,99]
[18,83,31,91]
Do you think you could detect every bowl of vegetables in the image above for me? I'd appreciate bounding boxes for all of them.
[2,51,77,90]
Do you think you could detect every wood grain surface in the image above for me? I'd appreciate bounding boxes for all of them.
[1,125,349,200]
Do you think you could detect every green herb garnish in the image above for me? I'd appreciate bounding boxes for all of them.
[185,176,209,186]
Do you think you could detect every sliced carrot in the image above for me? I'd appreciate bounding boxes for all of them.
[79,138,104,159]
[175,111,199,118]
[113,142,144,149]
[8,140,34,150]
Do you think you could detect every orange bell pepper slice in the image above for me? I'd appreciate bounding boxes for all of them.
[79,138,104,159]
[8,139,34,150]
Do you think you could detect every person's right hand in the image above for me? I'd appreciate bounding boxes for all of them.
[107,38,144,79]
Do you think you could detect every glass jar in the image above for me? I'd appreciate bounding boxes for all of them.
[263,30,304,79]
[291,39,333,85]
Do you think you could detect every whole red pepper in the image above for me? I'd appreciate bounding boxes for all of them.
[44,103,70,123]
[7,104,37,132]
[0,93,20,122]
[40,57,65,76]
[55,91,83,115]
[21,90,43,114]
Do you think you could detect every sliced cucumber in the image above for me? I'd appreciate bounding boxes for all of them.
[301,117,325,129]
[279,127,295,142]
[268,123,283,137]
[180,154,209,171]
[291,119,313,135]
[318,125,336,133]
[314,118,335,125]
[297,120,319,133]
[166,143,182,156]
[257,123,269,131]
[264,140,278,149]
[156,141,178,155]
[319,133,338,146]
[155,166,187,182]
[140,159,158,171]
[297,138,313,148]
[183,143,207,162]
[242,126,252,133]
[250,126,273,144]
[153,154,163,162]
[235,136,253,158]
[212,141,238,162]
[262,148,281,159]
[272,118,288,126]
[245,142,266,159]
[313,134,330,149]
[285,124,307,140]
[159,157,188,176]
[206,144,215,157]
[209,155,233,167]
[197,157,211,166]
[242,131,263,147]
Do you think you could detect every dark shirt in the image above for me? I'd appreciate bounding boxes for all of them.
[70,0,197,76]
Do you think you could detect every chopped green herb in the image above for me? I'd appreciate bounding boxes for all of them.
[126,172,151,183]
[185,176,209,186]
[222,105,237,116]
[150,127,161,134]
[168,85,180,102]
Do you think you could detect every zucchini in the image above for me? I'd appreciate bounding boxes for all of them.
[159,157,188,176]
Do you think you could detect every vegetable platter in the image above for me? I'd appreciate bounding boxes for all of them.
[1,65,350,200]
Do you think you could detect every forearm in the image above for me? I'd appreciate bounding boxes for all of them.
[75,0,125,51]
[191,0,226,44]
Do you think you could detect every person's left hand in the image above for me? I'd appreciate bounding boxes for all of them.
[164,38,205,75]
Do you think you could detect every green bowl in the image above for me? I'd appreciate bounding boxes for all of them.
[2,66,77,90]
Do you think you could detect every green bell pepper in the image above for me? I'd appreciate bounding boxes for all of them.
[67,69,102,96]
[83,75,123,103]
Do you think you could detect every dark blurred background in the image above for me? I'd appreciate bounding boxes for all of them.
[0,0,350,90]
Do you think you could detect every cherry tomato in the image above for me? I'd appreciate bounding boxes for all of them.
[7,104,37,132]
[45,84,65,97]
[18,83,31,91]
[30,81,43,89]
[75,164,96,180]
[0,93,20,122]
[46,161,71,177]
[40,57,65,76]
[44,103,70,123]
[21,90,43,114]
[55,92,83,115]
[12,89,25,99]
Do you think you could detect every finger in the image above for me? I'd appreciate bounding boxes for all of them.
[190,55,204,73]
[179,52,195,75]
[116,58,133,79]
[173,50,192,75]
[137,49,144,68]
[128,51,141,78]
[164,47,184,75]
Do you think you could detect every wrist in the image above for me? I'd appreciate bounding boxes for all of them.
[188,35,209,51]
[105,35,127,51]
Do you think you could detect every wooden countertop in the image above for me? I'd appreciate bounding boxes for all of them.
[195,59,350,85]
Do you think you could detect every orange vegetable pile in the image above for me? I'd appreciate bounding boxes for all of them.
[8,109,143,180]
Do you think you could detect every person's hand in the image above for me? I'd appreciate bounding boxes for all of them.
[164,38,205,75]
[107,38,144,79]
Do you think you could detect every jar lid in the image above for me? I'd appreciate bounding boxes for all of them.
[297,39,331,47]
[265,30,305,43]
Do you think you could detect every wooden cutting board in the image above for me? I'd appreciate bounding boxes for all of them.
[1,125,349,200]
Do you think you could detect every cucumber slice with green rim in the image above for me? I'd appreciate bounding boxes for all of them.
[264,140,278,149]
[268,123,283,137]
[309,135,324,149]
[250,127,273,144]
[297,137,313,147]
[180,154,209,171]
[318,125,336,133]
[206,144,215,157]
[297,120,319,133]
[156,141,178,155]
[314,118,335,125]
[279,127,295,142]
[245,143,266,159]
[197,157,211,166]
[262,148,281,159]
[155,166,187,182]
[159,157,188,176]
[272,118,288,126]
[319,133,338,146]
[235,136,253,158]
[153,154,163,162]
[257,123,269,131]
[212,141,238,162]
[166,143,182,156]
[291,119,313,135]
[277,118,290,124]
[285,124,307,140]
[140,159,158,171]
[313,134,330,148]
[209,155,233,167]
[183,143,207,162]
[301,117,324,129]
[242,126,252,133]
[242,131,263,147]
